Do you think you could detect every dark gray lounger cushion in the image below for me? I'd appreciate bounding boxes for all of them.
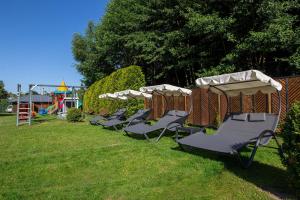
[232,113,248,121]
[101,119,123,127]
[100,109,150,127]
[249,113,266,121]
[124,110,188,134]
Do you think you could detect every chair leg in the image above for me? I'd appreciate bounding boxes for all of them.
[124,129,131,136]
[113,125,118,131]
[236,143,259,169]
[236,132,282,168]
[156,128,167,142]
[144,133,150,141]
[273,135,284,158]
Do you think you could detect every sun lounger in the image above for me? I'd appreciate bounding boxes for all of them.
[89,108,126,125]
[99,109,151,130]
[177,113,282,168]
[124,110,189,142]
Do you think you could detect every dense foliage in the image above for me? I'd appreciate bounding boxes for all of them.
[281,101,300,196]
[0,81,8,99]
[83,65,145,115]
[72,0,300,87]
[67,108,83,122]
[0,99,9,113]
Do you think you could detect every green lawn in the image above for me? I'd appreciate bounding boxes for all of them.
[0,115,293,199]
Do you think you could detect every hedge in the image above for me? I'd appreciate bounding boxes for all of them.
[83,65,146,116]
[281,101,300,197]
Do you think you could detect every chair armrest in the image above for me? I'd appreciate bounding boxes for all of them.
[254,129,276,146]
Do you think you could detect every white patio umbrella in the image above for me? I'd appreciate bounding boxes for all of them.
[99,93,127,100]
[195,70,282,97]
[195,69,282,115]
[140,84,192,96]
[139,84,193,114]
[114,89,152,99]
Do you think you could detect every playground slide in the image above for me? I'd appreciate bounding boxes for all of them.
[47,104,59,115]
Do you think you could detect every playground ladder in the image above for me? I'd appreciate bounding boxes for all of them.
[16,84,30,126]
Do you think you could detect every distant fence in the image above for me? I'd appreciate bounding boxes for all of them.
[145,75,300,125]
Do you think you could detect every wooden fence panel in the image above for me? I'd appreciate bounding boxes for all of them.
[192,88,201,125]
[288,77,300,107]
[255,91,267,113]
[220,95,227,121]
[272,78,286,121]
[200,88,210,125]
[208,93,218,125]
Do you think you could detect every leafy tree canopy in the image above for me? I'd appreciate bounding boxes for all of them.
[72,0,300,87]
[0,81,8,99]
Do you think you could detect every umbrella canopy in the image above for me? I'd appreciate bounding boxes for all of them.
[195,70,282,97]
[99,93,127,100]
[114,90,152,99]
[140,84,192,96]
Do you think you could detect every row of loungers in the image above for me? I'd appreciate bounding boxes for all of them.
[90,108,282,168]
[90,108,189,141]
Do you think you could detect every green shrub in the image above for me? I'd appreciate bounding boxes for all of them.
[67,108,83,122]
[281,101,300,196]
[83,65,146,115]
[0,99,8,113]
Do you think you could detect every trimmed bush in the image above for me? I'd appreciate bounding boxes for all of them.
[281,101,300,196]
[67,108,83,122]
[83,66,146,116]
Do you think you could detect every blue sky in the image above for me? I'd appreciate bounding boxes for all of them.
[0,0,110,93]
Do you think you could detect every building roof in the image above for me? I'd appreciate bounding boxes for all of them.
[10,95,52,103]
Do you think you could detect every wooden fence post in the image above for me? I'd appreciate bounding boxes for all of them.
[268,93,272,113]
[218,94,221,119]
[239,92,243,113]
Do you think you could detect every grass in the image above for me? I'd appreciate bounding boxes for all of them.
[0,115,293,199]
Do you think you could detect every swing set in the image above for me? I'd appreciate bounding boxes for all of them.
[16,82,85,126]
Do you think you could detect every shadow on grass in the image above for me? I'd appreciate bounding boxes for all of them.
[172,145,295,199]
[31,115,57,124]
[123,129,177,141]
[0,113,16,116]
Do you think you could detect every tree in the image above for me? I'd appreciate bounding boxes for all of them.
[0,81,8,99]
[72,0,300,87]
